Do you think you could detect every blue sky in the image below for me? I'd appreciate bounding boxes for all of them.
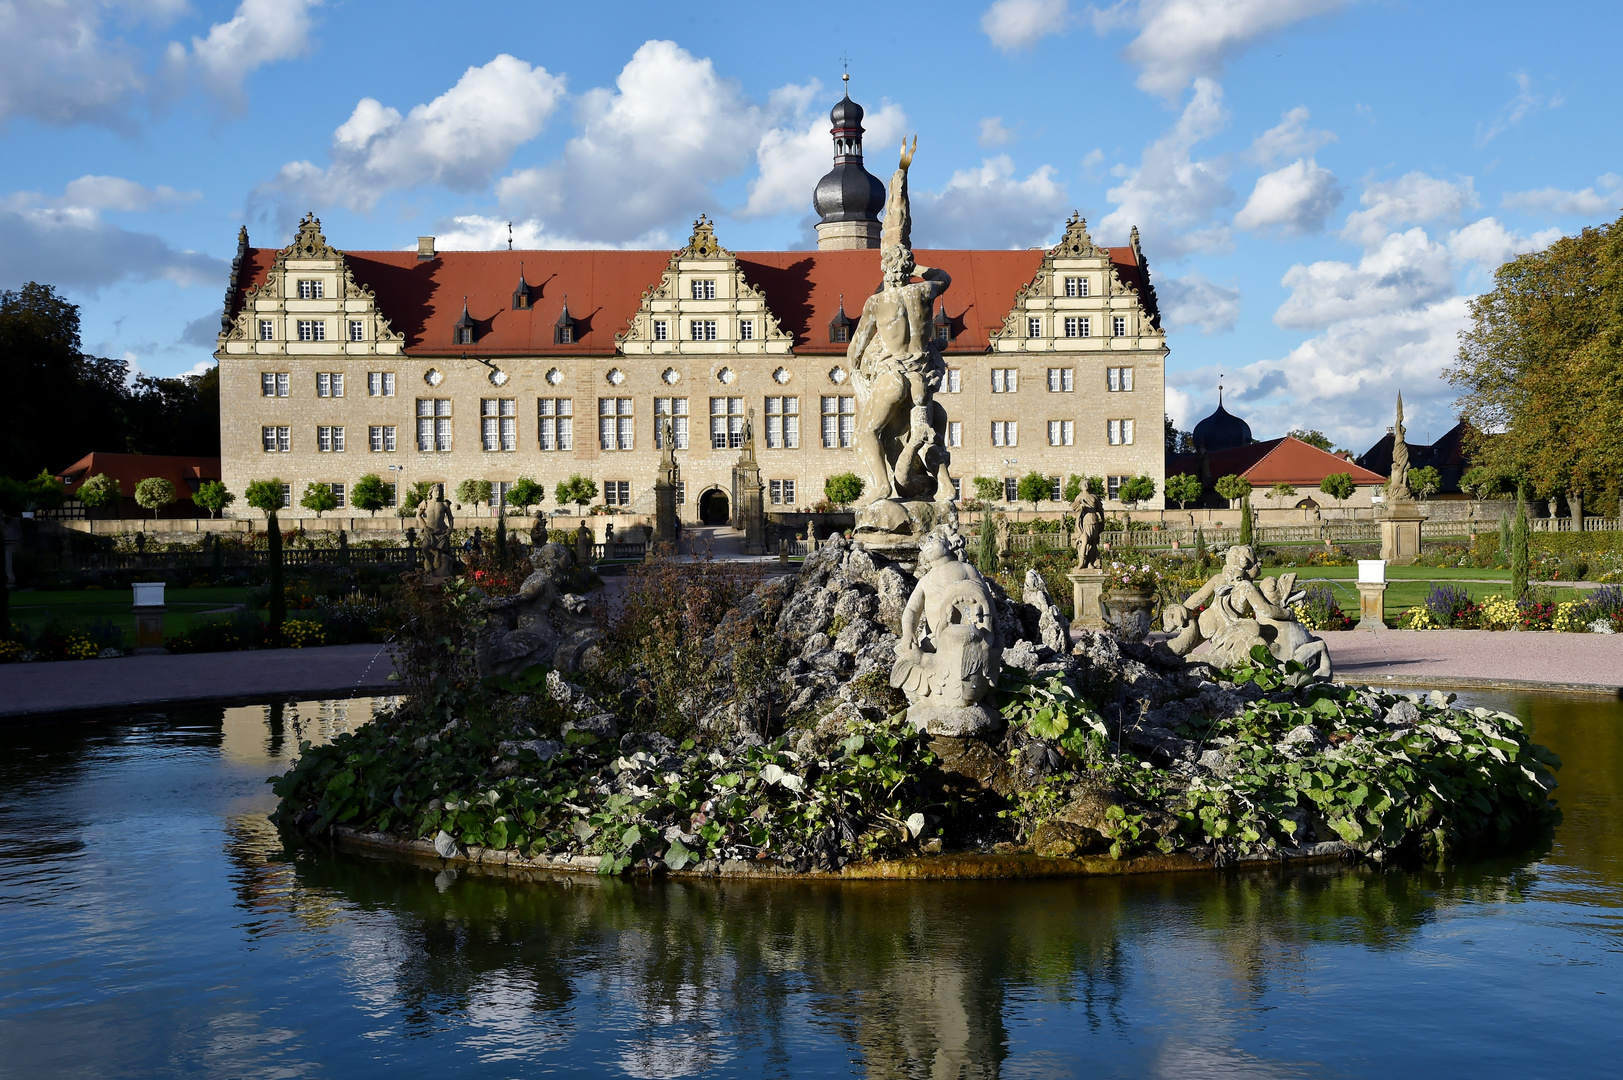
[2,0,1618,452]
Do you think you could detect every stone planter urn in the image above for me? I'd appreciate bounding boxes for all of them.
[1102,587,1156,641]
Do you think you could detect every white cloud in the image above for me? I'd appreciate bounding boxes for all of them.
[982,0,1072,51]
[498,41,761,244]
[978,116,1016,147]
[58,175,199,212]
[742,91,906,220]
[424,215,626,252]
[1092,0,1349,99]
[1098,76,1232,255]
[1501,173,1622,217]
[254,54,565,222]
[1341,172,1478,246]
[1157,273,1239,334]
[1476,71,1563,147]
[1234,157,1341,234]
[912,155,1068,248]
[1247,106,1335,165]
[165,0,320,105]
[1274,227,1453,330]
[0,0,161,130]
[1445,217,1561,272]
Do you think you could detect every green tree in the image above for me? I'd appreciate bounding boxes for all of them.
[1119,475,1156,508]
[1214,474,1252,505]
[556,474,599,510]
[1086,476,1105,498]
[134,476,176,519]
[1165,472,1202,509]
[824,472,865,507]
[1238,497,1255,547]
[1448,211,1623,514]
[972,476,1003,502]
[300,482,338,518]
[1511,487,1531,598]
[194,480,234,518]
[1460,465,1508,502]
[975,509,998,574]
[1017,470,1053,510]
[1409,465,1441,501]
[1286,428,1333,451]
[1062,474,1085,502]
[76,472,121,512]
[399,480,435,517]
[455,478,493,511]
[245,479,287,630]
[351,474,390,517]
[1318,472,1356,507]
[506,476,546,515]
[1267,482,1298,504]
[1165,414,1193,455]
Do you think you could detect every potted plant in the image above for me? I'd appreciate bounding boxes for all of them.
[1101,557,1158,641]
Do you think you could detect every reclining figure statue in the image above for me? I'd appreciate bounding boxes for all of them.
[1161,544,1333,678]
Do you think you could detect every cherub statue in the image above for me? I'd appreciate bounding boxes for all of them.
[890,527,1003,735]
[1161,544,1332,677]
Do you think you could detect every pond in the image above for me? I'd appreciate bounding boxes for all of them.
[1,690,1618,1078]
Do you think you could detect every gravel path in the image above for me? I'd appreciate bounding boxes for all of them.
[1316,628,1622,695]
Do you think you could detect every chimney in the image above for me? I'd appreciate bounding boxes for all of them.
[417,236,436,261]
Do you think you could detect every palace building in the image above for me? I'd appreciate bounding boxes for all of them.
[215,90,1169,522]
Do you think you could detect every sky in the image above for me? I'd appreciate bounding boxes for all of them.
[2,0,1619,453]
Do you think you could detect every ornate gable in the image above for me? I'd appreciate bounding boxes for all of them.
[617,216,793,356]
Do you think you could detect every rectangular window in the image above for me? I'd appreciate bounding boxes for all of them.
[831,323,849,344]
[316,372,343,397]
[488,481,513,509]
[951,478,962,501]
[1050,476,1063,501]
[384,483,397,508]
[690,279,716,300]
[710,397,745,449]
[1048,420,1075,446]
[768,479,797,505]
[1108,475,1124,499]
[1108,419,1136,445]
[654,397,690,449]
[417,399,451,451]
[1107,366,1134,392]
[1113,315,1127,337]
[603,480,632,507]
[599,398,634,450]
[946,369,961,394]
[261,372,277,396]
[262,426,290,452]
[992,421,1018,447]
[739,319,754,341]
[367,372,395,397]
[765,396,799,449]
[482,399,516,451]
[297,279,323,299]
[297,320,326,342]
[330,483,346,509]
[1063,316,1090,338]
[318,425,342,452]
[1004,477,1019,503]
[821,396,855,448]
[1026,316,1042,338]
[554,325,571,345]
[259,320,274,341]
[689,319,718,341]
[991,368,1018,393]
[1064,276,1089,297]
[947,421,962,448]
[1047,367,1074,392]
[675,480,686,505]
[538,398,573,450]
[369,426,383,452]
[280,483,291,509]
[653,320,668,341]
[348,320,364,342]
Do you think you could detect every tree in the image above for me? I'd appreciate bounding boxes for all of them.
[1267,482,1298,504]
[299,482,338,518]
[351,474,390,517]
[1017,470,1052,510]
[1119,475,1156,508]
[77,472,121,513]
[1165,414,1192,455]
[972,476,1002,503]
[1410,465,1441,501]
[1318,472,1356,507]
[556,474,598,510]
[455,478,493,511]
[1511,486,1531,599]
[1062,474,1084,502]
[399,480,435,517]
[1460,466,1507,502]
[1086,476,1105,498]
[975,509,998,575]
[824,472,865,507]
[1165,473,1202,509]
[1239,497,1255,547]
[1448,212,1623,515]
[506,476,546,515]
[245,479,286,630]
[1286,428,1333,452]
[194,480,234,518]
[134,477,176,520]
[1214,474,1252,505]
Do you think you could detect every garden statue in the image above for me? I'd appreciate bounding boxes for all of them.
[1161,544,1333,677]
[416,483,455,580]
[1072,490,1103,569]
[847,139,957,549]
[474,543,601,677]
[890,527,1004,735]
[1387,393,1412,502]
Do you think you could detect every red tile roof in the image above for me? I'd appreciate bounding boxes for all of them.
[1169,437,1386,486]
[55,453,221,500]
[228,245,1152,357]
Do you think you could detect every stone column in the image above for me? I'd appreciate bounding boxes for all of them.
[732,408,766,555]
[1067,568,1107,630]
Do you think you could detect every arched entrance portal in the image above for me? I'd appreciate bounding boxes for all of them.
[698,488,730,526]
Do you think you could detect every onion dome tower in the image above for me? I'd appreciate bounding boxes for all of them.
[1191,385,1253,454]
[813,75,885,250]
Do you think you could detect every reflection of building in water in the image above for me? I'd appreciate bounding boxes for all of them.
[218,696,398,765]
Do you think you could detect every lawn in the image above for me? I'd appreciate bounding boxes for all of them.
[1256,568,1588,622]
[8,586,262,644]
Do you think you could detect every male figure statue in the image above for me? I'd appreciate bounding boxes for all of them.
[416,482,456,580]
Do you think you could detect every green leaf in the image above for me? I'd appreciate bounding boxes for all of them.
[665,838,694,870]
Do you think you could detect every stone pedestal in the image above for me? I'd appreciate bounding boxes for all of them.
[1068,568,1107,630]
[1355,582,1388,629]
[653,479,677,546]
[132,580,166,654]
[1376,501,1426,564]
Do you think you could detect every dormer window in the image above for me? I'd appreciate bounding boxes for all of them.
[933,303,952,345]
[555,297,578,345]
[453,300,476,346]
[828,295,854,344]
[512,265,534,310]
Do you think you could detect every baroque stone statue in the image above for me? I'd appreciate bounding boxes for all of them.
[848,139,957,548]
[889,527,1003,735]
[1161,544,1332,677]
[416,482,456,580]
[1387,392,1412,501]
[474,543,601,677]
[1072,490,1103,569]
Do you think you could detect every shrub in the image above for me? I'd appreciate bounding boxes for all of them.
[77,472,121,510]
[351,474,390,516]
[168,610,269,654]
[1016,470,1053,510]
[299,482,338,518]
[1319,472,1356,506]
[1118,475,1156,508]
[455,479,493,509]
[824,472,865,508]
[506,476,546,514]
[279,619,326,648]
[556,475,598,510]
[134,476,176,519]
